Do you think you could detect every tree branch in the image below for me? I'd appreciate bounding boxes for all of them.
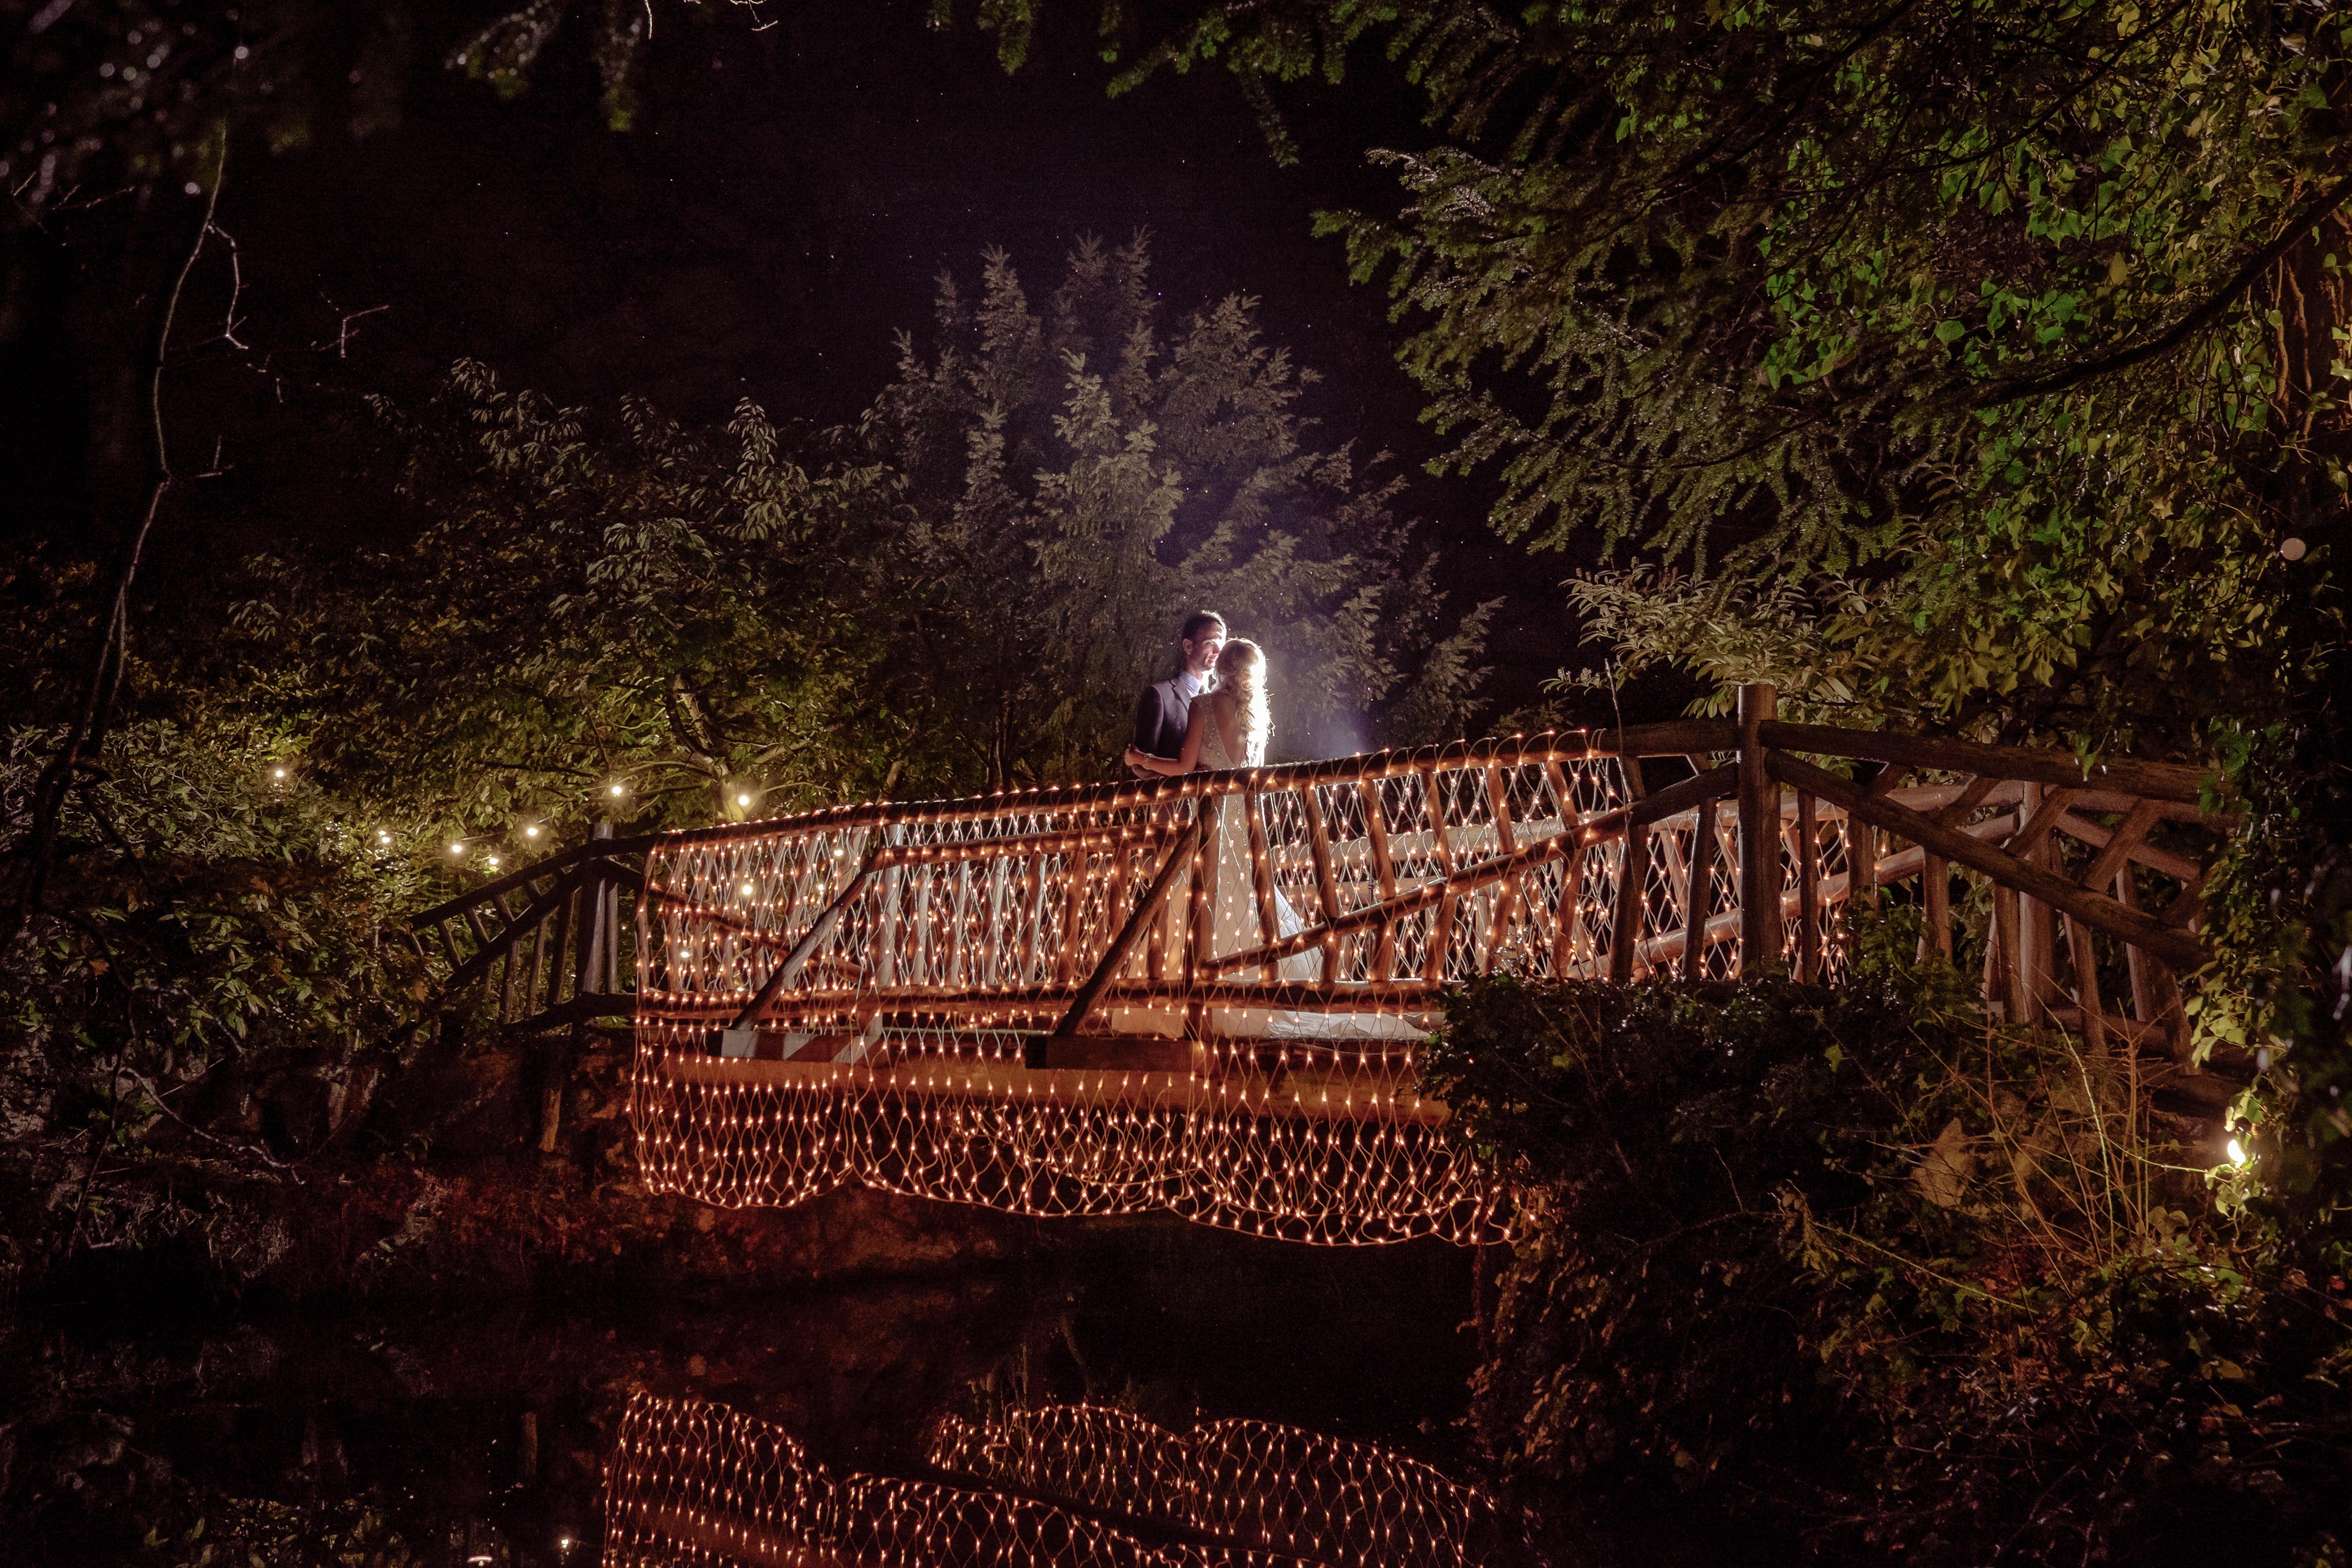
[4,137,228,949]
[1975,171,2352,409]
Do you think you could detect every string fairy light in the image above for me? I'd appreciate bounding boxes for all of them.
[602,1392,1520,1568]
[624,737,1853,1245]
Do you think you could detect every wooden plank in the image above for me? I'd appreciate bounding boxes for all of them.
[2066,913,2110,1057]
[659,1052,1452,1127]
[2015,784,2074,1019]
[1758,720,2212,803]
[1184,799,1224,1035]
[1422,769,1456,876]
[1481,767,1520,974]
[1769,751,2206,971]
[2116,866,2156,1023]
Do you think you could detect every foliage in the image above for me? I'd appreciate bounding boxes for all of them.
[859,234,1492,784]
[234,361,910,840]
[0,0,666,217]
[0,717,431,1254]
[965,0,2349,757]
[2188,705,2352,1261]
[1424,930,2352,1562]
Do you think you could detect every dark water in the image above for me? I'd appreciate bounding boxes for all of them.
[0,1220,1533,1566]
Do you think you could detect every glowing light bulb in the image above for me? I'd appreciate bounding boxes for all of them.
[486,856,501,868]
[738,792,753,807]
[610,783,626,796]
[2227,1137,2247,1165]
[448,842,464,856]
[271,767,287,780]
[524,824,540,838]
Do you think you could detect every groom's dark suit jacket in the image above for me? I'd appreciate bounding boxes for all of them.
[1131,677,1194,763]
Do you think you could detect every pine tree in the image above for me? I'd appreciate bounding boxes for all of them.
[861,234,1491,788]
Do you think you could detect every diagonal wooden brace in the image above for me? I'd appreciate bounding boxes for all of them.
[728,840,885,1031]
[1051,812,1205,1039]
[1769,752,2206,972]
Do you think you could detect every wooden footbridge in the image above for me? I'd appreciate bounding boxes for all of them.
[410,688,2229,1244]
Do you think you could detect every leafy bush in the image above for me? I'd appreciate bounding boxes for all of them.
[1425,921,2352,1563]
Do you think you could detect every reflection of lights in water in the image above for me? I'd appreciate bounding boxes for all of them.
[603,1392,1522,1567]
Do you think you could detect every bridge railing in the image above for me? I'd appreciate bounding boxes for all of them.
[412,685,2229,1240]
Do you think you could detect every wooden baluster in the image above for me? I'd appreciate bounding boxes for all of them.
[1302,785,1343,988]
[546,877,576,1008]
[1796,791,1821,982]
[1055,848,1089,985]
[2065,913,2111,1057]
[1185,799,1223,1036]
[2013,782,2065,1023]
[1682,796,1717,981]
[1243,793,1280,971]
[1987,883,2028,1024]
[2115,865,2156,1026]
[1609,827,1649,985]
[1735,683,1783,976]
[1482,765,1521,973]
[1921,854,1952,962]
[1362,780,1400,982]
[1421,770,1457,985]
[1542,757,1591,977]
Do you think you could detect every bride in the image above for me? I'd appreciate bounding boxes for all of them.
[1123,642,1423,1041]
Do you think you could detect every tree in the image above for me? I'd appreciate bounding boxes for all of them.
[860,234,1491,787]
[964,0,2345,754]
[236,362,910,838]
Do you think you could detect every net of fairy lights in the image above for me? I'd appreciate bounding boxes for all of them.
[624,736,1857,1244]
[603,1392,1523,1568]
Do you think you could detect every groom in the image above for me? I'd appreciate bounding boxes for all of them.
[1130,611,1225,778]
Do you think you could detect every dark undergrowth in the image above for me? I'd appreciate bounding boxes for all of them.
[1427,920,2352,1566]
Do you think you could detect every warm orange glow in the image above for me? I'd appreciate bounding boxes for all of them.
[627,735,1858,1244]
[603,1392,1515,1568]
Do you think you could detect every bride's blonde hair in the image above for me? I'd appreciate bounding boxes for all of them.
[1213,639,1271,766]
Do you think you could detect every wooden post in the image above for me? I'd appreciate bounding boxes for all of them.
[1736,682,1784,975]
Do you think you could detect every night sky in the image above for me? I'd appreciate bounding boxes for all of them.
[22,1,1674,727]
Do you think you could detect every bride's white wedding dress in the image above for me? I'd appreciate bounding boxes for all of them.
[1195,708,1425,1043]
